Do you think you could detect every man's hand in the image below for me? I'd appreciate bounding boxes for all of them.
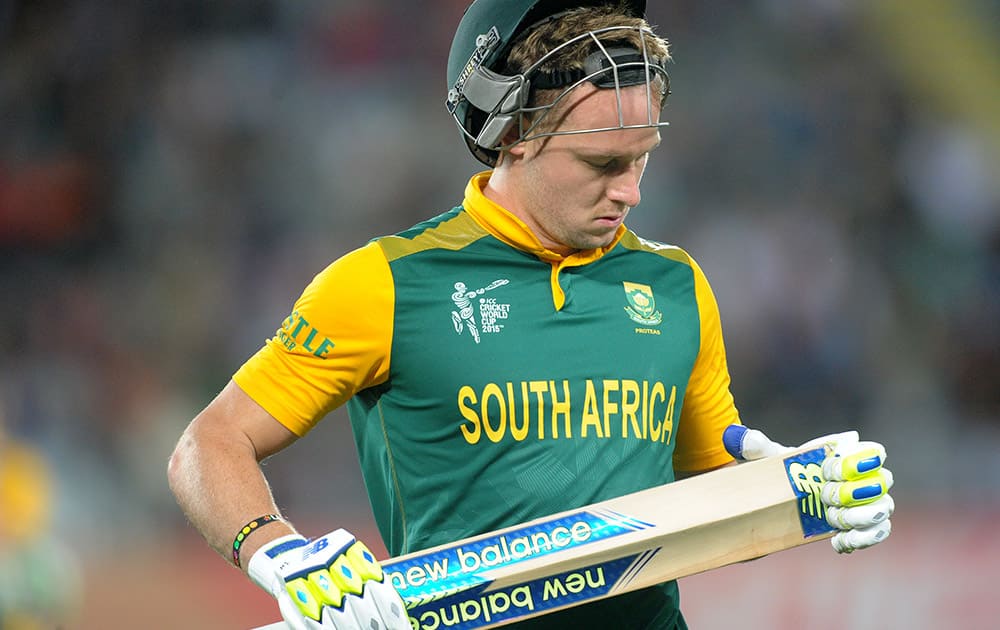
[723,424,894,554]
[248,530,409,629]
[819,438,894,553]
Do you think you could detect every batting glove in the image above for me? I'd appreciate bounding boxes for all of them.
[248,530,409,630]
[724,425,894,554]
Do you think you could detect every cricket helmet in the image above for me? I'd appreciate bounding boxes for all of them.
[447,0,669,166]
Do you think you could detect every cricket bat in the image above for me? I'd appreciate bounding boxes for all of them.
[255,425,835,629]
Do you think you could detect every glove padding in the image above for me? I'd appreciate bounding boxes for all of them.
[249,530,409,630]
[724,425,894,554]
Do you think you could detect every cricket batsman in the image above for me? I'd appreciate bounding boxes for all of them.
[168,1,894,628]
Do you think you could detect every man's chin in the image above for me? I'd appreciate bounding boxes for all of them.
[572,234,616,252]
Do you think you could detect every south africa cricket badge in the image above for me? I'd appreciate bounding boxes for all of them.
[623,282,662,326]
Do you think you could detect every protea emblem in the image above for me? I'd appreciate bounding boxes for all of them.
[623,282,662,326]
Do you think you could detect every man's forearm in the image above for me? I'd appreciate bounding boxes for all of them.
[167,418,297,570]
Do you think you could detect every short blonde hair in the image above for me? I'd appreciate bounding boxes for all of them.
[505,4,670,111]
[503,5,670,132]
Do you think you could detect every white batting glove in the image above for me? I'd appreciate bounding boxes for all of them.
[819,436,894,554]
[723,425,895,554]
[248,530,409,630]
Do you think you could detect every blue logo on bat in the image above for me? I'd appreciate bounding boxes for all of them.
[401,551,656,629]
[383,509,652,601]
[783,447,836,538]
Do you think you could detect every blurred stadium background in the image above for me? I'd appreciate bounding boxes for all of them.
[1,0,997,628]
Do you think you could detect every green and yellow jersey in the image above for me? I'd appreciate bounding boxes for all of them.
[234,171,741,628]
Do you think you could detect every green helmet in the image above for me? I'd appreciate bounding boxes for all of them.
[447,0,668,166]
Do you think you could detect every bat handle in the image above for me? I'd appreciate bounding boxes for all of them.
[723,424,750,460]
[723,424,788,461]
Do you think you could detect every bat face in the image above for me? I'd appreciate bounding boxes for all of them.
[379,445,836,629]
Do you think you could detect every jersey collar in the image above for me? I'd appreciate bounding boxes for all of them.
[461,171,625,265]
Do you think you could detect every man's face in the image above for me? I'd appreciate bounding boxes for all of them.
[501,83,662,255]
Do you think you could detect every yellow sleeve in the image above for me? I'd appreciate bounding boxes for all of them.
[233,241,394,436]
[672,256,741,473]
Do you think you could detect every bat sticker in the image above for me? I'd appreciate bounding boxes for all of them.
[401,552,654,630]
[783,447,837,538]
[383,510,652,603]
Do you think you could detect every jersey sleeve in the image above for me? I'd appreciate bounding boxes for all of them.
[232,241,394,436]
[672,256,741,473]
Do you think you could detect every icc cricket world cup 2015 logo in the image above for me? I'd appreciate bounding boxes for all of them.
[451,279,510,344]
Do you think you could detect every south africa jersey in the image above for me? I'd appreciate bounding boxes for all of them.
[234,171,741,629]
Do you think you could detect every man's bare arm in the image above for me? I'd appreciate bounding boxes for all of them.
[167,380,300,569]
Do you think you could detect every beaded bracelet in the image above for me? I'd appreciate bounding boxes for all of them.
[232,514,282,568]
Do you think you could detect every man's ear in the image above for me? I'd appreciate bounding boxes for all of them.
[501,126,526,156]
[496,134,527,168]
[505,142,527,159]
